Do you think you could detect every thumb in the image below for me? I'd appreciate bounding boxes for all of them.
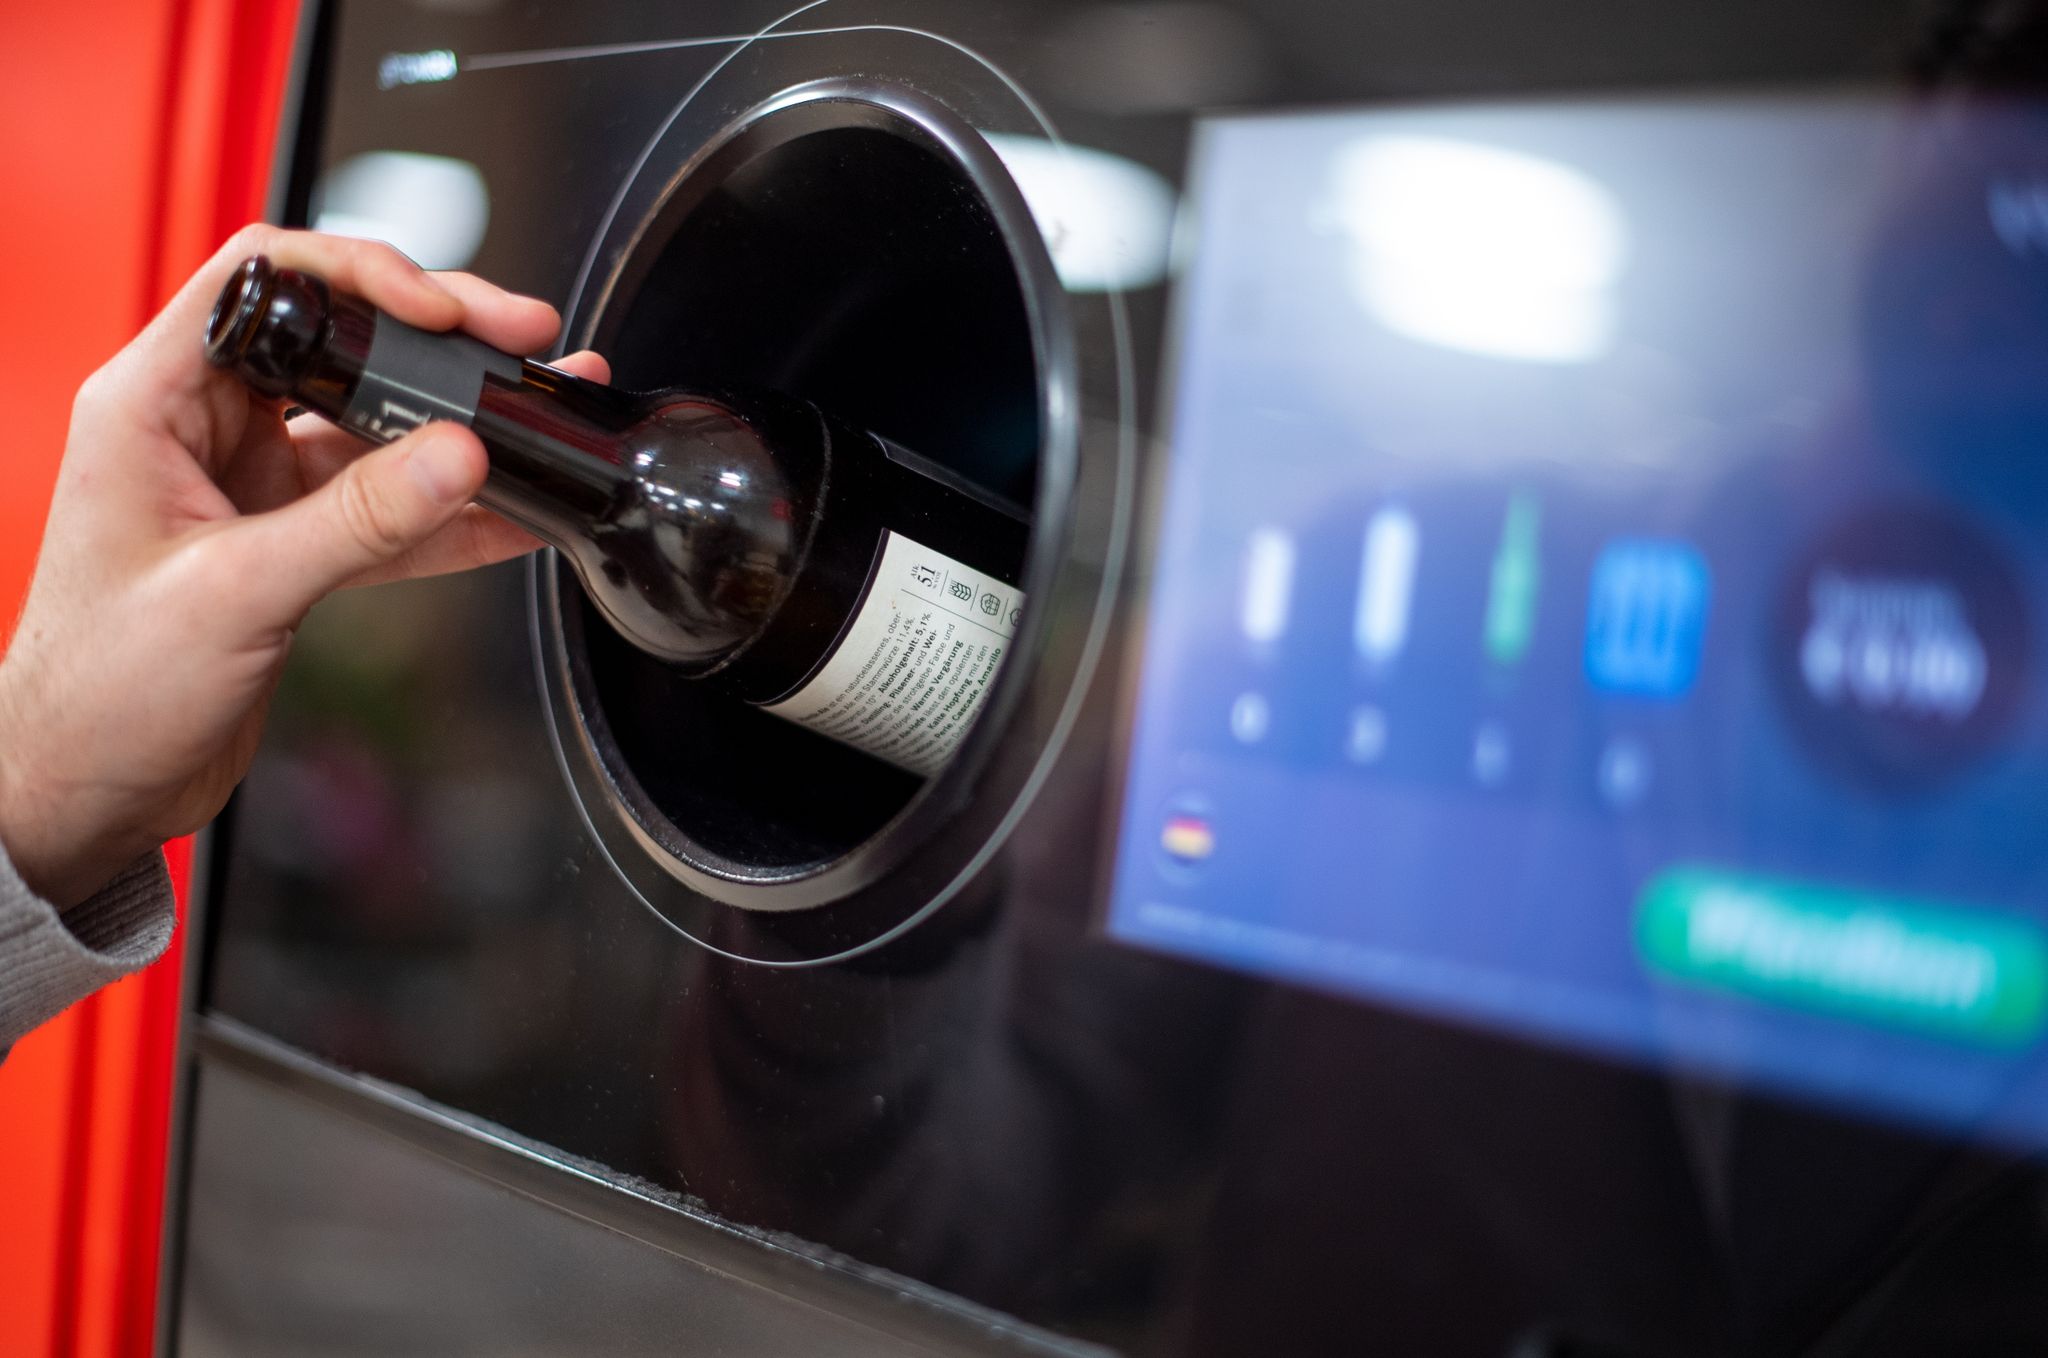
[228,422,488,627]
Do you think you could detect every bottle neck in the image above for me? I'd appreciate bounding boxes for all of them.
[473,360,639,543]
[319,300,828,672]
[284,290,635,551]
[205,257,831,671]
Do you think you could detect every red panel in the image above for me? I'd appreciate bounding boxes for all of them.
[0,8,182,1352]
[0,1,300,1352]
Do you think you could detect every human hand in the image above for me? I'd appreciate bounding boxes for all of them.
[0,225,611,907]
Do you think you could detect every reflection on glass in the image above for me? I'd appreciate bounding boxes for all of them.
[1326,133,1628,362]
[983,134,1177,292]
[313,151,491,270]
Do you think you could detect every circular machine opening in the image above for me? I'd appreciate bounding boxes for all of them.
[547,87,1064,915]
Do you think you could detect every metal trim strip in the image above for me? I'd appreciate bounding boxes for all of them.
[189,1013,1103,1358]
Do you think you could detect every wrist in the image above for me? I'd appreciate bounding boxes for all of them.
[0,663,119,909]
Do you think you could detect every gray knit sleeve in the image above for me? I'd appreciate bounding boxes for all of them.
[0,846,176,1050]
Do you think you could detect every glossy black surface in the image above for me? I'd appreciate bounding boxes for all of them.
[178,1021,1077,1355]
[198,1,2048,1354]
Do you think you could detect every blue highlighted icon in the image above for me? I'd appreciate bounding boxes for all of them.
[1586,540,1712,697]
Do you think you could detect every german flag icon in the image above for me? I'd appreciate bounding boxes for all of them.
[1160,812,1216,866]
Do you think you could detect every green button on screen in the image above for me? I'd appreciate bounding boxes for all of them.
[1636,867,2048,1045]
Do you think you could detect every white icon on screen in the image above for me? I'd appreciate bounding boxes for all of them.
[1346,705,1389,764]
[1231,692,1272,745]
[1355,505,1419,668]
[1240,528,1296,647]
[1472,722,1511,787]
[1599,737,1651,807]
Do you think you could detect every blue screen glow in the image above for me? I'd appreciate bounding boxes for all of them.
[1108,96,2048,1144]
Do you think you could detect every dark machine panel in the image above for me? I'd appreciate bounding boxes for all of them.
[176,1024,1076,1355]
[179,1,2048,1354]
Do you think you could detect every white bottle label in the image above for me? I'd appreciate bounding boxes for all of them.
[763,531,1025,776]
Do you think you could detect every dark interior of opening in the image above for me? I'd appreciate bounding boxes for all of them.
[570,120,1042,876]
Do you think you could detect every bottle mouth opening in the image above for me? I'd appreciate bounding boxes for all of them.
[205,255,270,366]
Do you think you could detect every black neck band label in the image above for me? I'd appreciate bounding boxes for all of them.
[341,313,521,442]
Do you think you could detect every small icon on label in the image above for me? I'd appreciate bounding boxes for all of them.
[910,563,940,589]
[1586,540,1712,697]
[1346,705,1389,765]
[1485,493,1542,667]
[1007,606,1023,627]
[949,579,974,601]
[1355,506,1420,669]
[380,397,431,428]
[1230,692,1271,745]
[1472,721,1511,787]
[351,396,434,440]
[980,592,1001,616]
[1599,737,1651,807]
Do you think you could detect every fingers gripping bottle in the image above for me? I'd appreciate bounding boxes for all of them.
[205,255,1028,776]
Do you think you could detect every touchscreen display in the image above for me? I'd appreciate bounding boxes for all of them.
[1108,96,2048,1143]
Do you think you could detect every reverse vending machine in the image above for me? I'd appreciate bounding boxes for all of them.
[169,1,2048,1352]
